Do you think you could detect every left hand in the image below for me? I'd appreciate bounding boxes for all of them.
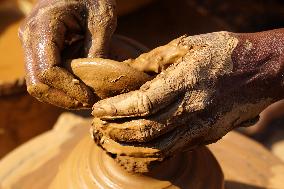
[19,0,116,109]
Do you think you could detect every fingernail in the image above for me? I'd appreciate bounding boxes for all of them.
[92,106,107,117]
[92,103,115,118]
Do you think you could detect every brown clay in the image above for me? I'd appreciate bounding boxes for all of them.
[49,135,224,189]
[67,58,151,99]
[66,35,191,101]
[124,36,189,74]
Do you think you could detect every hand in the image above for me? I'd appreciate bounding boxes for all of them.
[19,0,116,109]
[92,30,284,158]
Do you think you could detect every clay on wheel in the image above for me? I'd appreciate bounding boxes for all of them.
[67,58,151,99]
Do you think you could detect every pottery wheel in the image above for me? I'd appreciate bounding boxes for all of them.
[49,135,224,189]
[1,113,284,189]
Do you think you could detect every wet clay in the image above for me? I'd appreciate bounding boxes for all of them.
[66,36,190,99]
[124,36,189,73]
[67,58,151,99]
[49,134,224,189]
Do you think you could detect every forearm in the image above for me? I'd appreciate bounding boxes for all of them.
[229,29,284,103]
[201,29,284,138]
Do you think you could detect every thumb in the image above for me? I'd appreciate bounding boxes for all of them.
[92,75,181,120]
[85,0,117,57]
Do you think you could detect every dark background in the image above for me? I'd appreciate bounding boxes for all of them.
[117,0,284,48]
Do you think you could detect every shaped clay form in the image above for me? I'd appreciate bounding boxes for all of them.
[68,58,151,99]
[49,135,224,189]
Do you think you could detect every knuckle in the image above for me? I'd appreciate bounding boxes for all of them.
[107,120,162,143]
[88,0,116,25]
[136,92,153,116]
[137,121,165,142]
[18,18,38,44]
[18,25,24,41]
[139,127,155,142]
[27,83,49,99]
[124,122,154,142]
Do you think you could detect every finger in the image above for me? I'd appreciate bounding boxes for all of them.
[92,72,182,119]
[92,119,210,158]
[85,0,117,57]
[40,67,96,107]
[27,82,88,109]
[21,2,85,68]
[21,3,96,107]
[92,96,189,142]
[24,24,94,106]
[91,122,187,158]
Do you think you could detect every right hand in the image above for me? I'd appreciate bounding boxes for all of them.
[92,30,284,158]
[19,0,117,109]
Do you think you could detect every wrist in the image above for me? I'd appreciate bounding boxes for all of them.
[230,29,284,102]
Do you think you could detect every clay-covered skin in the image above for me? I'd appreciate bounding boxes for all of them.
[92,29,284,159]
[19,0,117,109]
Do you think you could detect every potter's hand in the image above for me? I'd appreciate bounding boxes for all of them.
[19,0,116,109]
[92,30,284,158]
